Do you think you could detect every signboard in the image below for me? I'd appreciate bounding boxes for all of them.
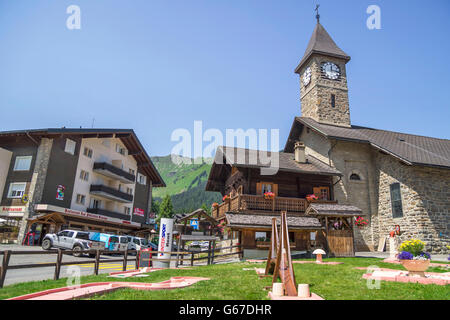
[133,208,145,217]
[138,249,154,268]
[155,218,174,268]
[56,185,65,200]
[0,206,26,217]
[190,219,199,230]
[34,204,141,227]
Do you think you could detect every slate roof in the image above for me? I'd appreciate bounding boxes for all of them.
[214,146,341,176]
[285,117,450,169]
[295,22,350,73]
[306,203,363,217]
[225,212,323,229]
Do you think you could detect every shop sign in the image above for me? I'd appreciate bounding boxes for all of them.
[133,208,145,217]
[0,206,26,217]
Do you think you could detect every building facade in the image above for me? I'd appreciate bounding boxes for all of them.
[0,128,165,244]
[206,19,450,255]
[284,21,450,254]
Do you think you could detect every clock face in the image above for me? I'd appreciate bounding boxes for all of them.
[321,62,340,80]
[302,67,312,86]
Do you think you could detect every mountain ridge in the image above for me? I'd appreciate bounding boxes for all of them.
[151,155,221,213]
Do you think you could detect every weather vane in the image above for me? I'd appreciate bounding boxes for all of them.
[315,4,320,23]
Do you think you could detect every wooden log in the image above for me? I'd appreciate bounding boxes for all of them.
[54,249,63,280]
[211,240,216,264]
[122,249,128,272]
[0,250,11,288]
[265,218,278,275]
[136,250,140,269]
[94,250,100,275]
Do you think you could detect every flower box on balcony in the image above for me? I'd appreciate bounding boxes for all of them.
[264,192,275,200]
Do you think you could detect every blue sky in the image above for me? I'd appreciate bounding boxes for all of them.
[0,0,449,157]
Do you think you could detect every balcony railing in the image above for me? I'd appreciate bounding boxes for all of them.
[89,184,133,203]
[212,194,336,219]
[87,208,130,220]
[93,162,136,183]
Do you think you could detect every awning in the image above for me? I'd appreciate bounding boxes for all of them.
[175,209,218,225]
[225,213,323,230]
[27,212,67,225]
[306,203,363,217]
[34,204,141,229]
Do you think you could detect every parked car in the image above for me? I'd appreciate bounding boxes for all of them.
[89,232,118,252]
[116,235,129,252]
[42,230,105,257]
[127,236,149,253]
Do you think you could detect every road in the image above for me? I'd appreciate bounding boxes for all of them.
[0,244,137,286]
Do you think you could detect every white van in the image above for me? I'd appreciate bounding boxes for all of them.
[127,236,149,252]
[115,235,129,251]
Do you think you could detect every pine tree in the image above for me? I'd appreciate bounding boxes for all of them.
[156,195,174,225]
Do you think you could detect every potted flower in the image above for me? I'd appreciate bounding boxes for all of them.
[222,194,231,202]
[212,202,219,208]
[354,216,368,228]
[306,194,318,202]
[397,239,431,277]
[217,220,229,234]
[264,191,275,200]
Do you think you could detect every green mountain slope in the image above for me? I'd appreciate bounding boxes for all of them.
[151,155,222,213]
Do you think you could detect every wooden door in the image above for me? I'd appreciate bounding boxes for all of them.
[327,230,354,257]
[294,232,308,251]
[242,230,256,249]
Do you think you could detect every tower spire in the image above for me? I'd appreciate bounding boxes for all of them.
[315,4,320,23]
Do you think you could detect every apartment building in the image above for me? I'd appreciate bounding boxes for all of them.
[0,128,165,244]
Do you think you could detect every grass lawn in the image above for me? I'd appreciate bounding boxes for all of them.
[0,258,448,300]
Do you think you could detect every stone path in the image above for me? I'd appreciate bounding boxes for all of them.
[359,267,450,285]
[7,277,210,300]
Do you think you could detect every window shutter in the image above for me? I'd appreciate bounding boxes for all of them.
[273,184,278,196]
[256,182,262,195]
[313,187,321,197]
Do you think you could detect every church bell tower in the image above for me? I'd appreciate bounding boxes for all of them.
[295,12,352,127]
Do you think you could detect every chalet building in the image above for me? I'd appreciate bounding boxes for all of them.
[0,128,165,244]
[206,19,450,256]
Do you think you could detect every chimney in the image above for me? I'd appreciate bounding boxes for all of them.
[294,141,306,163]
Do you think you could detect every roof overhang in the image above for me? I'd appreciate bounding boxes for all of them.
[0,128,165,187]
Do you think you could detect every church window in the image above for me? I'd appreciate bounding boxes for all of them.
[390,183,403,218]
[331,94,336,108]
[350,173,361,181]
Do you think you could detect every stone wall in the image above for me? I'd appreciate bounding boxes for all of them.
[18,138,53,243]
[300,128,379,251]
[298,55,351,127]
[375,153,450,254]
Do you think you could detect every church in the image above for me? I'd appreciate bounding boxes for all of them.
[206,17,450,255]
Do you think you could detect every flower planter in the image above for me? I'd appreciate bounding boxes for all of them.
[400,259,430,277]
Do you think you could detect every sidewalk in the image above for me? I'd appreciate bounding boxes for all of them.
[356,251,449,262]
[0,244,44,251]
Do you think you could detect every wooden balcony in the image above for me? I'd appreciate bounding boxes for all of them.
[212,194,316,219]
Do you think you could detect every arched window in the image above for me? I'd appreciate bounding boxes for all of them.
[349,173,361,181]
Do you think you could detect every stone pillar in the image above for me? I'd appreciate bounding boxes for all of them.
[18,138,53,244]
[146,180,152,224]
